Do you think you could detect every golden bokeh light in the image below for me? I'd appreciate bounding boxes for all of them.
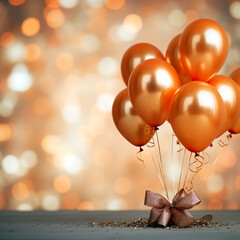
[25,44,41,61]
[45,9,65,28]
[0,124,12,142]
[12,180,34,201]
[184,9,199,24]
[8,0,26,6]
[45,0,60,8]
[41,135,60,154]
[53,175,72,193]
[21,17,40,37]
[123,14,142,33]
[114,177,132,195]
[0,32,15,48]
[105,0,125,10]
[78,201,95,210]
[56,52,74,71]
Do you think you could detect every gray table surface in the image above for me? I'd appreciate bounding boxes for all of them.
[0,210,239,240]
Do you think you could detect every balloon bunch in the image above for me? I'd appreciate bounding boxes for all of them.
[112,19,240,199]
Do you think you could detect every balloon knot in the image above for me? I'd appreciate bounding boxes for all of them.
[154,126,159,130]
[140,147,144,152]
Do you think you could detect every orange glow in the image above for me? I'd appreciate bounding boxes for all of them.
[220,150,237,168]
[123,14,142,33]
[53,175,71,193]
[45,0,59,8]
[33,98,51,116]
[0,193,5,209]
[184,9,199,24]
[207,198,223,210]
[56,52,74,71]
[78,201,95,210]
[221,184,232,201]
[46,9,64,28]
[114,176,132,195]
[0,32,15,48]
[226,202,239,210]
[0,124,12,142]
[236,175,240,190]
[8,0,25,6]
[21,17,40,37]
[105,0,125,10]
[25,44,41,61]
[41,135,60,154]
[62,192,79,209]
[12,182,30,200]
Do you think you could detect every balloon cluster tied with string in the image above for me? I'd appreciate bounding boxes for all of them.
[112,19,240,228]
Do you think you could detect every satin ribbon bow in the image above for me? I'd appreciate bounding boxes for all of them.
[144,188,201,228]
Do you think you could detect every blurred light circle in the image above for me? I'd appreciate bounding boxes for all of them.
[7,64,33,92]
[46,9,65,28]
[21,17,40,37]
[184,9,199,24]
[86,0,104,8]
[59,0,79,8]
[0,124,12,142]
[6,43,24,62]
[56,52,74,71]
[62,103,81,123]
[123,14,142,33]
[42,135,60,154]
[17,203,33,211]
[229,2,240,19]
[2,155,20,174]
[53,175,71,193]
[25,44,41,62]
[78,201,95,210]
[117,25,137,41]
[105,0,125,10]
[62,154,83,174]
[0,32,15,48]
[20,150,38,169]
[62,192,79,209]
[168,9,184,27]
[42,194,60,210]
[98,57,117,77]
[8,0,25,6]
[80,34,100,53]
[12,181,30,200]
[0,92,18,118]
[107,199,126,210]
[207,174,224,194]
[45,0,59,8]
[96,93,114,112]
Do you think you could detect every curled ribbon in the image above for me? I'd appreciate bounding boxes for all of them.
[144,188,201,228]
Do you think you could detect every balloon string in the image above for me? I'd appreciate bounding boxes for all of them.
[171,132,176,195]
[218,133,232,147]
[147,141,155,148]
[154,128,169,201]
[183,152,192,190]
[177,147,186,192]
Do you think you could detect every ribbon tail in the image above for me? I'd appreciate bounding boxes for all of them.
[171,208,195,228]
[148,208,162,225]
[157,206,171,227]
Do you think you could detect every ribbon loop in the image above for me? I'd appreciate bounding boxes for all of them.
[144,188,201,228]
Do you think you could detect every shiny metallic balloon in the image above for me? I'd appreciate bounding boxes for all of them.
[179,19,228,82]
[229,68,240,134]
[169,81,224,153]
[128,58,180,127]
[165,34,191,85]
[112,89,155,147]
[209,75,240,137]
[121,43,164,86]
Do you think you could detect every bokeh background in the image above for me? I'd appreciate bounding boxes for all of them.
[0,0,240,211]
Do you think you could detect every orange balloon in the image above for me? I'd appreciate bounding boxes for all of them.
[112,89,155,147]
[165,34,191,85]
[128,58,180,127]
[169,82,224,152]
[179,19,228,82]
[121,43,164,86]
[208,75,240,137]
[229,68,240,134]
